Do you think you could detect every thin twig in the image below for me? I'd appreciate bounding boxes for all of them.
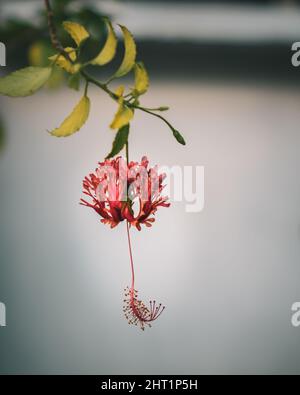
[44,0,72,63]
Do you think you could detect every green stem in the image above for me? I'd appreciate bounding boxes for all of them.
[84,79,89,96]
[80,70,118,101]
[134,106,176,132]
[139,107,169,112]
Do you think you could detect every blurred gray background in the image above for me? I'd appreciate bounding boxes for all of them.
[0,0,300,375]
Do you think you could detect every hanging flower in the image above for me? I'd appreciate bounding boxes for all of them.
[80,156,170,231]
[81,156,169,329]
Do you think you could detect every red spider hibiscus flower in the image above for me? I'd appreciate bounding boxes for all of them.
[80,156,170,231]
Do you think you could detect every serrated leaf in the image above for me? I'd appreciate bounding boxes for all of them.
[68,73,81,91]
[91,19,117,66]
[172,129,186,145]
[50,95,90,137]
[110,97,133,130]
[106,124,130,159]
[63,21,90,47]
[49,47,80,74]
[113,25,136,78]
[0,67,52,97]
[133,62,149,96]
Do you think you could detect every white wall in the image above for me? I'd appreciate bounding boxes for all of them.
[0,80,300,373]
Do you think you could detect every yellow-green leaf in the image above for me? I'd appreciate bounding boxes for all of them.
[46,67,64,89]
[49,47,80,74]
[0,66,52,97]
[63,21,90,47]
[110,97,133,130]
[115,85,125,98]
[133,62,149,96]
[50,95,90,137]
[113,25,136,78]
[91,19,117,66]
[28,42,45,67]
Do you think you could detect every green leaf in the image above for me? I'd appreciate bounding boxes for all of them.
[113,25,136,78]
[110,97,134,130]
[68,73,81,91]
[91,19,117,66]
[0,67,52,97]
[50,95,90,137]
[172,129,186,145]
[106,124,130,159]
[63,21,90,47]
[133,62,149,96]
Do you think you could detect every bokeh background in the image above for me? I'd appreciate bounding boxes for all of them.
[1,0,300,375]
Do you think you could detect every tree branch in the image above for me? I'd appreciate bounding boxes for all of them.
[43,0,183,144]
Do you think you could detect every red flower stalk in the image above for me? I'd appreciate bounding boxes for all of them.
[81,156,168,330]
[80,156,170,231]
